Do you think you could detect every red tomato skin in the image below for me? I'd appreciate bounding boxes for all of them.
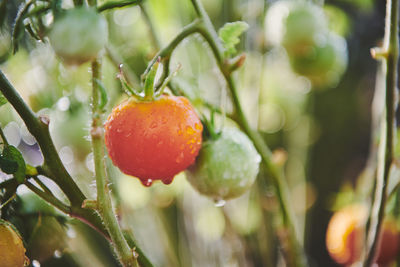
[104,95,203,185]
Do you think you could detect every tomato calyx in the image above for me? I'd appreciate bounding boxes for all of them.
[200,112,221,141]
[118,58,180,102]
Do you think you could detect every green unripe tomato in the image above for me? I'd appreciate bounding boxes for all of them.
[186,128,261,200]
[289,32,348,87]
[28,217,67,263]
[265,0,327,55]
[48,7,108,65]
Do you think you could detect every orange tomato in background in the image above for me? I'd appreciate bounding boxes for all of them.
[326,204,400,266]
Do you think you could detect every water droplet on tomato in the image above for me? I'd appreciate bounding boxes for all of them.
[150,122,157,129]
[141,179,153,187]
[185,126,195,135]
[175,152,184,163]
[157,140,164,147]
[214,198,226,207]
[117,128,122,133]
[162,177,174,185]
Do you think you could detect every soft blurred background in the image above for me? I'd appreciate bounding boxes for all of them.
[0,0,388,266]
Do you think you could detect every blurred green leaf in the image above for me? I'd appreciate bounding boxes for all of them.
[324,5,351,36]
[2,146,26,183]
[218,21,249,56]
[0,0,8,28]
[337,0,373,11]
[0,155,18,174]
[0,92,7,107]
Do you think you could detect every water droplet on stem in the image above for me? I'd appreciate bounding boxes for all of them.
[214,199,226,207]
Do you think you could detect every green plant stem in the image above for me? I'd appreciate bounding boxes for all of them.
[142,5,306,264]
[190,0,224,55]
[106,44,141,87]
[0,124,9,146]
[0,71,84,206]
[0,70,109,243]
[143,19,202,77]
[32,175,55,195]
[25,180,70,213]
[98,0,142,12]
[363,0,399,266]
[90,59,139,267]
[190,0,306,266]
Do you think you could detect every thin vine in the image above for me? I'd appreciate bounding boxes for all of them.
[363,0,399,265]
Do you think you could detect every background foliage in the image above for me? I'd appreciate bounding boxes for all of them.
[0,0,390,266]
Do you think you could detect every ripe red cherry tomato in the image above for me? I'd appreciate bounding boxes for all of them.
[104,95,203,186]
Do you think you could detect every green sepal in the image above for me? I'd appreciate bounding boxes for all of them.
[143,61,160,100]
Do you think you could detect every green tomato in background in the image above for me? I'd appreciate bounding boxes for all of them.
[186,128,261,200]
[28,216,67,263]
[265,0,327,55]
[48,7,108,65]
[289,32,348,87]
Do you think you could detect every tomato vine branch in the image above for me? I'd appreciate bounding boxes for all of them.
[90,59,140,267]
[98,0,143,12]
[141,2,307,264]
[0,71,84,206]
[190,0,307,265]
[363,0,399,265]
[25,180,70,214]
[0,124,9,146]
[0,70,110,247]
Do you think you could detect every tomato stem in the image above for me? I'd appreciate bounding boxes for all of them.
[142,2,308,264]
[362,0,399,265]
[90,58,140,267]
[0,124,9,147]
[97,0,143,13]
[189,0,308,265]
